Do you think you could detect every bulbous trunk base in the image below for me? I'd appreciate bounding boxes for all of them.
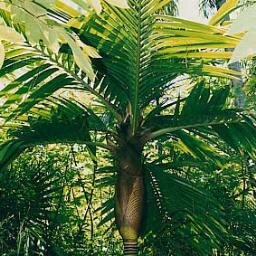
[116,173,144,240]
[114,142,144,256]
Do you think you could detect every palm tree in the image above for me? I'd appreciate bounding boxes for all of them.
[0,0,255,255]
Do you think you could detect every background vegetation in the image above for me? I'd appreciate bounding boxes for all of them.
[0,0,256,255]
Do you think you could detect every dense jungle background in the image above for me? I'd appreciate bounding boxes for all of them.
[0,0,256,255]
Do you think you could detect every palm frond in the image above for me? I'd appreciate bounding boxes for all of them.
[209,0,240,26]
[0,0,242,133]
[81,0,240,133]
[142,164,227,254]
[143,82,256,158]
[0,41,121,120]
[0,98,108,170]
[0,157,62,254]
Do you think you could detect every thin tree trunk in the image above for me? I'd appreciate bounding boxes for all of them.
[114,142,144,256]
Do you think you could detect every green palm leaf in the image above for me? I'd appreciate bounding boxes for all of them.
[0,0,241,134]
[142,164,227,254]
[81,0,239,133]
[0,98,107,170]
[142,82,256,158]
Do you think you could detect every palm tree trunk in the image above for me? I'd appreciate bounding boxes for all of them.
[114,142,144,256]
[124,240,138,255]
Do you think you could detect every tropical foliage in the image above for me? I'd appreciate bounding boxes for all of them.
[0,0,256,255]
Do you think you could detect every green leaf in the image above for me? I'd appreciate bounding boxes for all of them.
[104,0,129,9]
[63,32,95,80]
[0,42,4,69]
[209,0,239,26]
[142,165,227,249]
[0,98,105,169]
[0,25,24,42]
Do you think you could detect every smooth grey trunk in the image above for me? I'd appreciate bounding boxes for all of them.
[228,61,245,108]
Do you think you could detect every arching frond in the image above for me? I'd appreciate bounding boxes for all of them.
[209,0,240,25]
[0,42,121,120]
[142,164,227,255]
[0,0,242,135]
[81,0,240,133]
[0,98,109,170]
[142,83,256,158]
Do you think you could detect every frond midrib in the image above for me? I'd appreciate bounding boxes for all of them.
[2,42,122,121]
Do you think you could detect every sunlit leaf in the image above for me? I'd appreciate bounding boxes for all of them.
[209,0,239,26]
[88,0,102,14]
[67,17,85,29]
[55,0,80,17]
[64,33,95,80]
[83,45,101,58]
[0,42,4,69]
[104,0,129,8]
[0,25,24,43]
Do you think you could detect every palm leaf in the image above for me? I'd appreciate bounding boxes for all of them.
[209,0,240,26]
[0,98,107,170]
[143,82,256,158]
[0,0,242,133]
[142,164,227,254]
[81,0,240,133]
[0,42,121,120]
[0,156,62,254]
